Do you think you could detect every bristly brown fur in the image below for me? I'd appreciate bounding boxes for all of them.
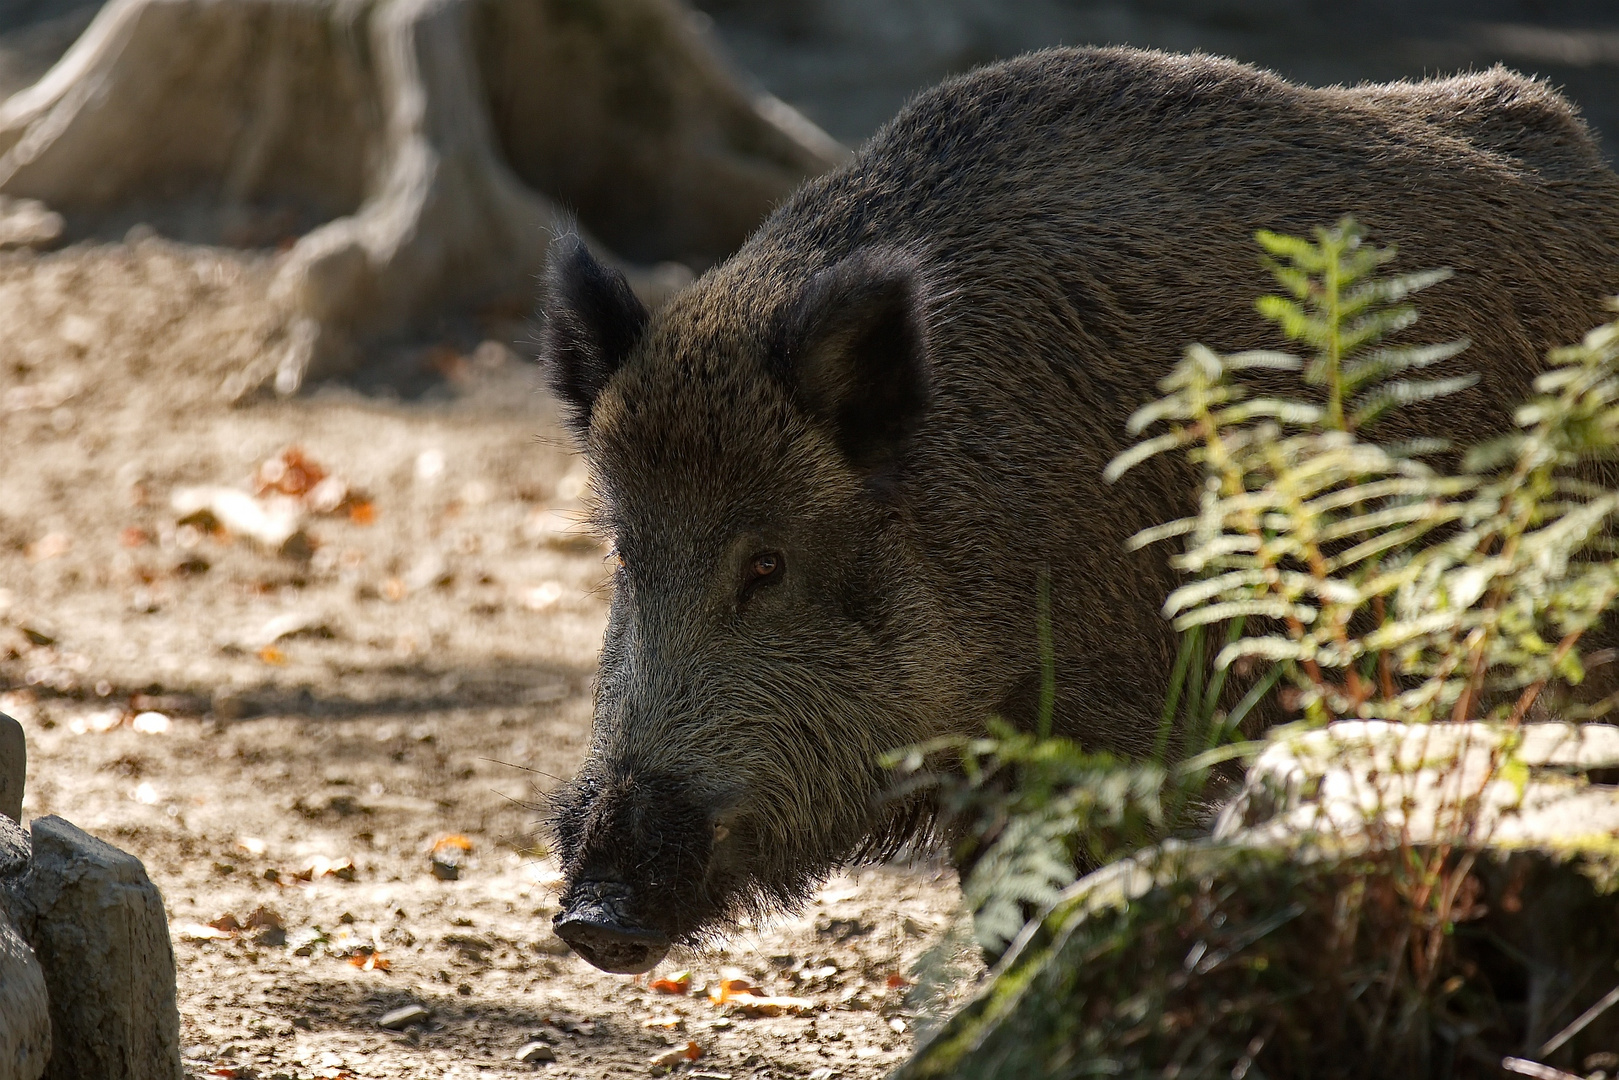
[539,46,1619,958]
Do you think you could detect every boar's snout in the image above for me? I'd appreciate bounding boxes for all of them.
[549,766,728,973]
[553,880,672,974]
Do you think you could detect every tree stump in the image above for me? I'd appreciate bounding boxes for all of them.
[0,0,843,389]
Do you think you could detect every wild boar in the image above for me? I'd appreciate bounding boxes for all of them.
[540,46,1619,972]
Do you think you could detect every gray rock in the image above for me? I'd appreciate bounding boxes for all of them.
[12,816,181,1080]
[0,813,29,941]
[0,712,23,824]
[0,904,49,1080]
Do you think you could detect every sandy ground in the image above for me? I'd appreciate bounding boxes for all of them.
[0,238,974,1080]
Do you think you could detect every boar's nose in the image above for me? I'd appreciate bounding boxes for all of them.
[553,881,671,974]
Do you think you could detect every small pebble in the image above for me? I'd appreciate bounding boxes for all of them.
[378,1004,430,1030]
[516,1041,557,1064]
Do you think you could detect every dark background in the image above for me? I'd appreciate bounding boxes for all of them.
[2,0,1617,160]
[691,0,1619,158]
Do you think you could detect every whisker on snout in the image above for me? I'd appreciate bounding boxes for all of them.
[479,756,566,783]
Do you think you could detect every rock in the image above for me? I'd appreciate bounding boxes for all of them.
[0,904,49,1080]
[1215,720,1619,847]
[514,1041,556,1064]
[900,721,1619,1079]
[377,1004,429,1031]
[0,713,22,823]
[0,814,46,1080]
[12,816,181,1080]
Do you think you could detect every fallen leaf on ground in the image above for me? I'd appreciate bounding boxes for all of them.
[24,532,71,562]
[69,708,124,735]
[708,972,761,1004]
[207,913,243,933]
[172,486,302,550]
[250,611,338,649]
[650,970,692,995]
[347,949,390,971]
[255,446,325,498]
[430,834,473,879]
[294,856,357,882]
[722,994,816,1018]
[648,1042,703,1068]
[886,973,911,990]
[243,906,283,930]
[348,500,376,525]
[257,645,287,666]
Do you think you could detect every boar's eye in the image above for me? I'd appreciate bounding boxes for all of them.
[741,551,785,600]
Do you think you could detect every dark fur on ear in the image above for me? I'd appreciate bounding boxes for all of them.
[778,249,931,472]
[540,234,651,439]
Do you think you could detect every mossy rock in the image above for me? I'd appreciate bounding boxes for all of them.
[902,722,1619,1080]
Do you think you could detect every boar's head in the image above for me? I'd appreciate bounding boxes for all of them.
[539,236,954,973]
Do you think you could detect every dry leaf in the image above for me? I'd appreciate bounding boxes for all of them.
[295,856,357,882]
[243,906,283,931]
[257,645,287,666]
[347,950,390,971]
[255,447,326,498]
[648,1042,702,1068]
[431,834,474,856]
[207,913,243,933]
[707,969,760,1005]
[723,994,815,1018]
[25,532,71,562]
[650,970,692,995]
[348,501,376,525]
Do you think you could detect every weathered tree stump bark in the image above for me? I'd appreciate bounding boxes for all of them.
[0,0,843,389]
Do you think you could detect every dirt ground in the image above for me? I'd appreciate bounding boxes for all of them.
[0,238,975,1080]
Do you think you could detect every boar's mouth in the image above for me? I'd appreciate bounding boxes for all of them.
[547,768,732,973]
[553,880,672,974]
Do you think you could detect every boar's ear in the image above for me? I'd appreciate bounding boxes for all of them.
[541,234,650,439]
[783,250,930,472]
